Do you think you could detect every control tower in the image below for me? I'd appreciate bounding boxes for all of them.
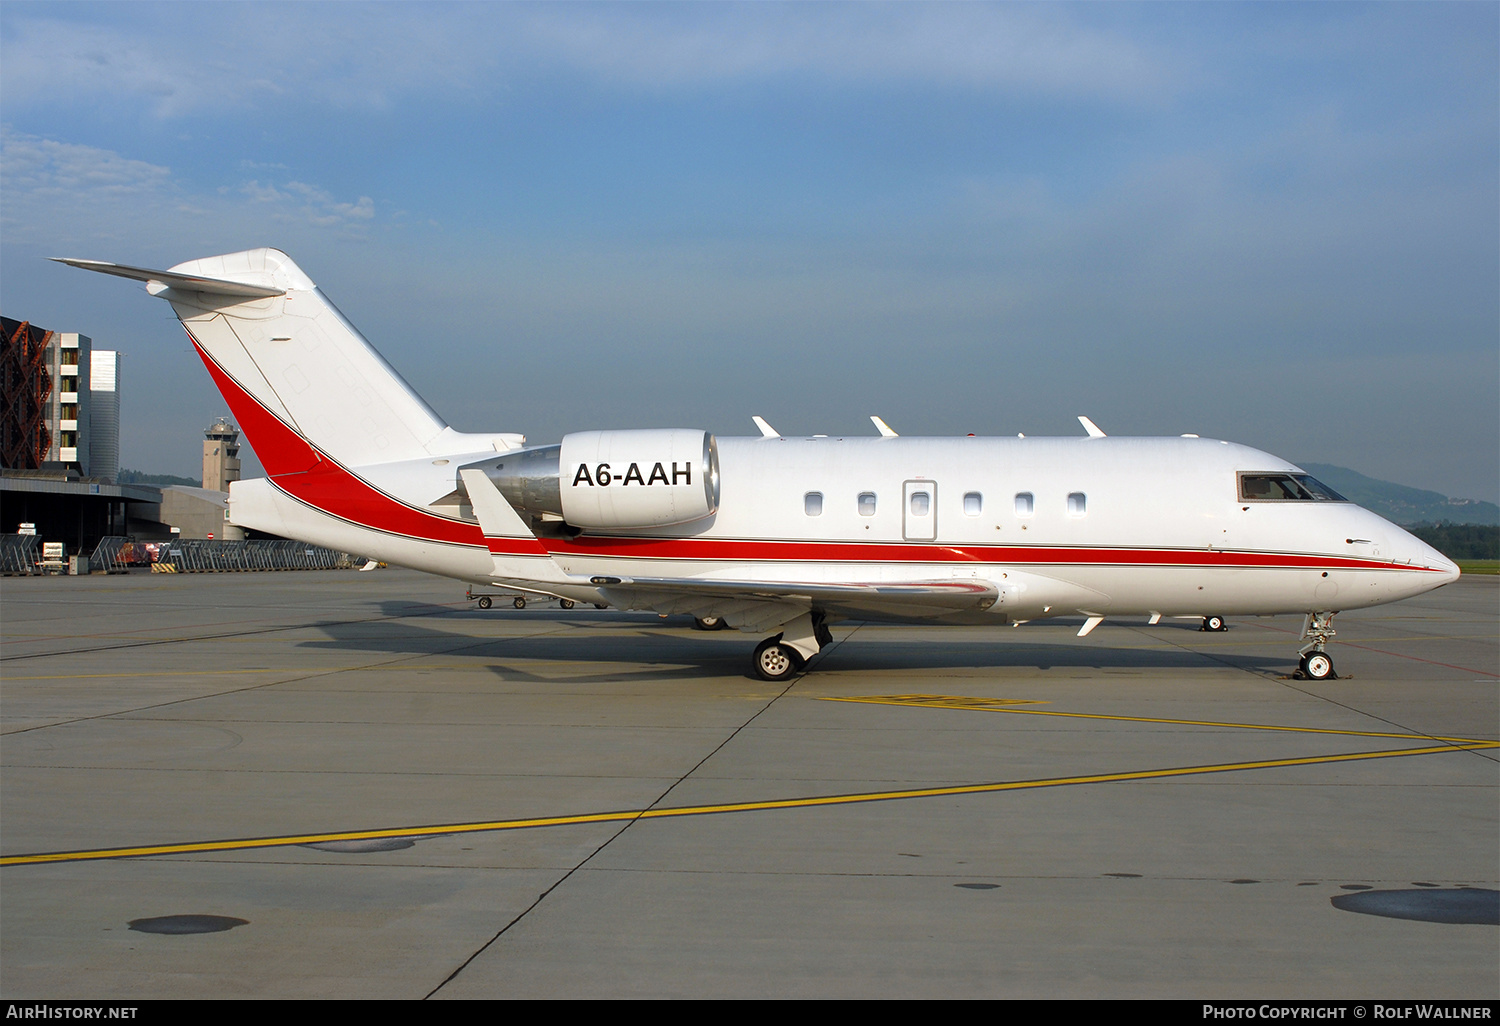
[202,417,241,492]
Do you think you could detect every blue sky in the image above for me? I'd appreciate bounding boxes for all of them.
[2,2,1495,500]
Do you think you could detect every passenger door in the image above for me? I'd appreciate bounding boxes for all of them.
[903,480,936,542]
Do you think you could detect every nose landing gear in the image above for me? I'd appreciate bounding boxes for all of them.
[1300,651,1336,680]
[1295,611,1339,680]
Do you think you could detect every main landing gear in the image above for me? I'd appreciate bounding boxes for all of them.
[750,612,832,681]
[693,615,732,631]
[753,635,803,681]
[1294,611,1338,680]
[1201,615,1227,632]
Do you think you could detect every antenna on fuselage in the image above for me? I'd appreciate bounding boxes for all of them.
[752,416,781,438]
[1078,416,1107,438]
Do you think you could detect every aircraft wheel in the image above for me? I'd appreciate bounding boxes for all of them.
[477,596,492,609]
[559,599,575,610]
[1203,615,1226,632]
[752,636,804,682]
[594,603,608,610]
[1301,652,1336,681]
[513,596,526,609]
[694,615,724,631]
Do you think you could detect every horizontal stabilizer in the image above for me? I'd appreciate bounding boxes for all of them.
[52,258,286,298]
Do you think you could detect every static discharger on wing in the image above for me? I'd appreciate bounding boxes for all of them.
[56,250,1460,682]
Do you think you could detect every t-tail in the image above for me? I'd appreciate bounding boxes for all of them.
[53,249,569,585]
[55,249,522,470]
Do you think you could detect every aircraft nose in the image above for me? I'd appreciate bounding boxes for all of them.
[1394,528,1460,584]
[1436,552,1461,584]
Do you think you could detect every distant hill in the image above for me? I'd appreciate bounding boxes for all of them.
[118,469,200,488]
[1298,464,1499,526]
[1401,523,1500,561]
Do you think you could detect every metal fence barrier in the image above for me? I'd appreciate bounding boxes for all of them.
[7,535,363,574]
[155,539,365,573]
[89,536,141,573]
[0,535,41,575]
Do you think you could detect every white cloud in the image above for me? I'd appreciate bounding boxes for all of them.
[1,130,376,243]
[521,4,1163,96]
[0,129,172,197]
[0,4,1168,119]
[240,179,375,228]
[281,181,376,226]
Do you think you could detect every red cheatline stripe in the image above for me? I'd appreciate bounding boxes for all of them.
[543,534,1430,571]
[188,330,1444,576]
[191,334,546,555]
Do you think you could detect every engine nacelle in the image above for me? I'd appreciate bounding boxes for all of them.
[560,429,719,529]
[469,429,720,530]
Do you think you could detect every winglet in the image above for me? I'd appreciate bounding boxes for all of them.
[1078,416,1106,438]
[870,415,898,438]
[52,258,286,299]
[1078,615,1105,637]
[752,416,780,438]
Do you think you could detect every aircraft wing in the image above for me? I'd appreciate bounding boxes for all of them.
[460,465,998,630]
[588,575,999,632]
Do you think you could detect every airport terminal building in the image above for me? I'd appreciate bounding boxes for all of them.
[0,316,246,553]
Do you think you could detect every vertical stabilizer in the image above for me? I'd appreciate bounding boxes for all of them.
[150,249,448,471]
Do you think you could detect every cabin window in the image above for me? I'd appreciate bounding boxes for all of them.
[909,491,930,516]
[1238,474,1348,502]
[1067,492,1087,517]
[804,492,823,516]
[1014,492,1034,517]
[857,492,877,516]
[963,492,982,516]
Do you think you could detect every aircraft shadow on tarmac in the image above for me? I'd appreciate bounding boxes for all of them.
[288,603,1290,682]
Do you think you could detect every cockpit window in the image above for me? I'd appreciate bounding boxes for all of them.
[1295,475,1348,501]
[1238,474,1348,502]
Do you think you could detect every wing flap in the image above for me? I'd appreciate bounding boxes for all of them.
[596,576,998,625]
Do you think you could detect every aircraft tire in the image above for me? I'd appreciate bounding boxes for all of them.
[1301,652,1336,680]
[753,636,804,681]
[1203,615,1226,632]
[559,599,575,609]
[477,596,492,609]
[513,596,526,609]
[694,615,725,631]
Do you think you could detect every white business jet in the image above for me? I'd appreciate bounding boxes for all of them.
[58,249,1459,682]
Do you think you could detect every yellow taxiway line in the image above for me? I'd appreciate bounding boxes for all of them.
[3,739,1492,867]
